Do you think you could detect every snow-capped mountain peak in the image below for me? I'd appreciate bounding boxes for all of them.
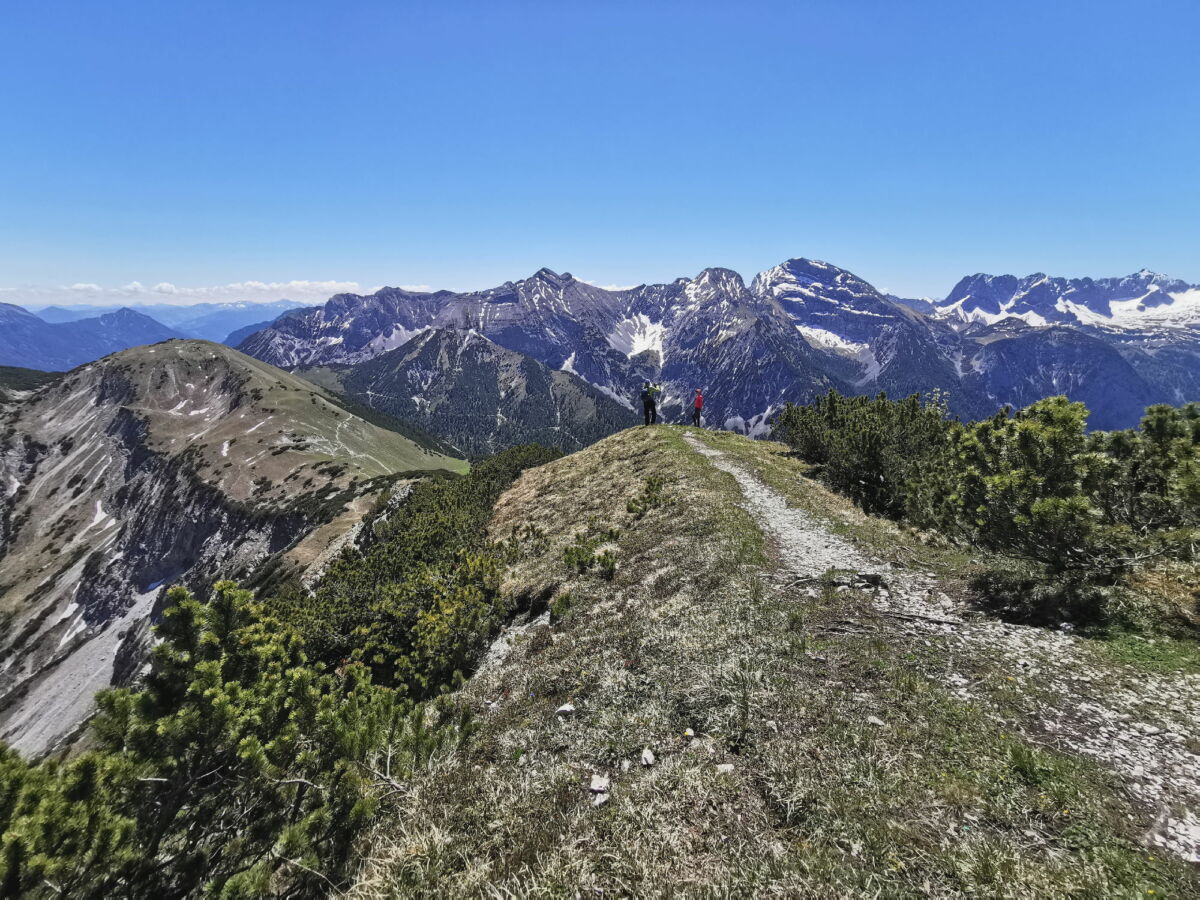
[936,270,1200,330]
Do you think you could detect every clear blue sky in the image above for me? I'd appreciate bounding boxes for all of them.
[1,0,1197,303]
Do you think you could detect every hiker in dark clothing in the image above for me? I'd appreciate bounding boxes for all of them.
[640,381,660,425]
[692,388,704,427]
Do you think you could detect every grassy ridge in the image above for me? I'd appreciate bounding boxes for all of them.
[348,426,1197,896]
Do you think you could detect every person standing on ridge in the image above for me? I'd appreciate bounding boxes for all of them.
[692,388,704,427]
[640,381,660,426]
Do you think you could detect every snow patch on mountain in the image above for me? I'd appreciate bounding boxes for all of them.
[854,348,883,386]
[1089,287,1200,328]
[795,325,868,354]
[936,272,1200,331]
[597,383,636,411]
[607,314,666,361]
[942,305,1051,327]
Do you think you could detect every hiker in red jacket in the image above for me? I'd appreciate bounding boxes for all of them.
[692,388,704,427]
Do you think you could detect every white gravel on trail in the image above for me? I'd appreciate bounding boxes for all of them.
[684,431,1200,863]
[683,433,881,578]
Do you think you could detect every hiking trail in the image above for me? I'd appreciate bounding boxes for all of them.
[683,430,1200,862]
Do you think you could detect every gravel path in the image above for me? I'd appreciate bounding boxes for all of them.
[684,432,1200,863]
[684,433,880,578]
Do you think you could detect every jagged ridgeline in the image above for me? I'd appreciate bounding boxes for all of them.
[237,260,1200,435]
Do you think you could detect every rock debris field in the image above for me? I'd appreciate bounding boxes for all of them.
[683,432,1200,863]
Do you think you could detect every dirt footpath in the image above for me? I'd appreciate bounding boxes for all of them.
[683,431,1200,863]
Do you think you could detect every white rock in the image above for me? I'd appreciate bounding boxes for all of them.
[867,716,886,727]
[593,792,610,807]
[555,703,576,716]
[590,774,610,793]
[715,763,735,774]
[641,748,656,766]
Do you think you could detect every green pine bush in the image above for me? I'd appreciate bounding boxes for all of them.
[0,582,473,897]
[774,392,1200,628]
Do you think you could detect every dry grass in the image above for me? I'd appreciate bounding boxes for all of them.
[346,426,1197,897]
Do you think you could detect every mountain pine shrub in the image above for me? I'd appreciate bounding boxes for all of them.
[774,390,952,518]
[627,474,667,518]
[563,533,598,573]
[269,443,560,686]
[595,549,617,580]
[774,392,1200,628]
[549,590,574,624]
[0,582,471,898]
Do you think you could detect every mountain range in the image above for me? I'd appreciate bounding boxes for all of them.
[937,270,1200,329]
[0,305,184,371]
[237,259,1200,432]
[31,299,307,343]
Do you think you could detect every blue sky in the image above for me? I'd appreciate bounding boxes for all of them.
[1,0,1197,305]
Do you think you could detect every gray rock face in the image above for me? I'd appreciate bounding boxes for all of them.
[238,259,1200,434]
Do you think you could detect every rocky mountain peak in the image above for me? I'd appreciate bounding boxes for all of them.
[751,258,884,304]
[685,267,749,305]
[529,267,572,285]
[100,307,162,326]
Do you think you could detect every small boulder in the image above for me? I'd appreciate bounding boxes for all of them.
[590,774,610,794]
[641,748,656,767]
[866,716,886,728]
[555,702,576,716]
